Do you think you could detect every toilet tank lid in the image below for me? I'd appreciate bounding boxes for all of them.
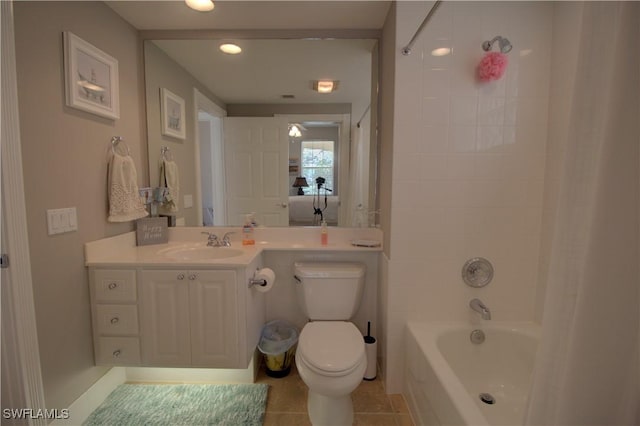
[294,262,365,278]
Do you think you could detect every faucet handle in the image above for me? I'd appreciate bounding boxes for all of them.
[201,231,220,246]
[222,231,236,246]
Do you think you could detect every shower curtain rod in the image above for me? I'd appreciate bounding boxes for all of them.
[401,0,443,56]
[356,104,371,128]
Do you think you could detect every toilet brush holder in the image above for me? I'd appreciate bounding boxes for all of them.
[363,321,377,380]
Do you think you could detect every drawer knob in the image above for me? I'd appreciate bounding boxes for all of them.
[112,349,121,358]
[188,274,197,280]
[110,317,119,324]
[108,282,118,290]
[177,274,185,280]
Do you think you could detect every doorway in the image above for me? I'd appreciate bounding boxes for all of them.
[194,89,226,226]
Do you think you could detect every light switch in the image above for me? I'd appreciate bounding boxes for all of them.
[47,207,78,235]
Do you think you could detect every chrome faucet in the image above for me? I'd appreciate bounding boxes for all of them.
[202,232,220,247]
[202,231,235,247]
[469,298,491,320]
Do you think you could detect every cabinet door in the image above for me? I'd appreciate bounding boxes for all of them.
[189,270,238,367]
[139,270,191,366]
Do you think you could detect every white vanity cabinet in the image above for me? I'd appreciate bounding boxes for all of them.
[90,269,141,366]
[89,266,253,369]
[139,269,238,368]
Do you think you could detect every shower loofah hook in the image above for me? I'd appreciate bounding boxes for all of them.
[482,35,512,54]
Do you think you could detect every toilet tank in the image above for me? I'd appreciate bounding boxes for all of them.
[294,262,365,320]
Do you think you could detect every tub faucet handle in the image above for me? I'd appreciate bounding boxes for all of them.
[470,298,491,320]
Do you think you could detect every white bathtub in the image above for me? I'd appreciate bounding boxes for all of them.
[404,322,540,426]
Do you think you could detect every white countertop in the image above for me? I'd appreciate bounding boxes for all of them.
[85,226,383,268]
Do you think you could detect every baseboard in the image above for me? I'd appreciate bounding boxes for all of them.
[124,357,256,384]
[50,367,126,425]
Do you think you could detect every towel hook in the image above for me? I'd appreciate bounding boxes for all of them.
[161,146,173,161]
[111,136,130,156]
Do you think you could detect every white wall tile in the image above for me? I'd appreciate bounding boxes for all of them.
[386,0,553,392]
[422,126,449,154]
[422,97,450,125]
[478,97,506,126]
[449,125,477,153]
[450,97,478,125]
[423,68,451,98]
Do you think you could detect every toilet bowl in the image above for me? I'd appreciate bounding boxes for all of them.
[296,321,367,426]
[293,262,367,426]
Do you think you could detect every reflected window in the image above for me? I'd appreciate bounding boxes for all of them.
[301,141,335,195]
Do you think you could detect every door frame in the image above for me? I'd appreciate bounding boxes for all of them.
[1,1,46,422]
[279,113,351,226]
[193,88,227,226]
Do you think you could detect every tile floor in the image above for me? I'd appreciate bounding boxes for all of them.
[257,363,415,426]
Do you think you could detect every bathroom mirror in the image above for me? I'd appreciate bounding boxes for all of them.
[144,37,378,227]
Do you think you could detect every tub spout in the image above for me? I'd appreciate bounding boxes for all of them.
[470,298,491,320]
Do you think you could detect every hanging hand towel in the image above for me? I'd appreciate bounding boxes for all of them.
[107,152,148,222]
[160,159,180,212]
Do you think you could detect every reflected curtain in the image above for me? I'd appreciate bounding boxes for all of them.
[525,2,639,424]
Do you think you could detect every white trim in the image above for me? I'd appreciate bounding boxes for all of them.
[50,368,126,426]
[1,3,47,424]
[125,358,255,384]
[193,88,226,226]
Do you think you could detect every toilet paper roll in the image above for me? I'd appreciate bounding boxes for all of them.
[252,268,275,293]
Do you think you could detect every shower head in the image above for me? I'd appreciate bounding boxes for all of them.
[482,36,512,54]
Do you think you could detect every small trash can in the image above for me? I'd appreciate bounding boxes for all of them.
[258,319,299,378]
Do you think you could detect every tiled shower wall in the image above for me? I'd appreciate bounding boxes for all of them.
[384,1,553,393]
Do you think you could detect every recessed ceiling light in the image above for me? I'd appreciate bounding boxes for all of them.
[431,47,451,57]
[185,0,214,12]
[313,80,338,94]
[219,43,242,55]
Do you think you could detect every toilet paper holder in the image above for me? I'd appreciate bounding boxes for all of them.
[248,277,268,288]
[248,268,269,288]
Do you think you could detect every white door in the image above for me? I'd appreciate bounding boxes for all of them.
[223,117,289,226]
[189,270,238,367]
[139,270,191,366]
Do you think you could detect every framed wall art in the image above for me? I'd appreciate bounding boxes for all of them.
[63,31,119,120]
[160,88,186,140]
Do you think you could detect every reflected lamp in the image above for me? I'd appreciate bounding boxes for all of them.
[292,177,309,195]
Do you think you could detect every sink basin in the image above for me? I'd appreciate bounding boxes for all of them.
[163,246,244,261]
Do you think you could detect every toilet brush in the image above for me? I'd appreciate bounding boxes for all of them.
[363,321,377,380]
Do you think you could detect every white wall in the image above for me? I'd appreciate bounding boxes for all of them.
[385,1,553,393]
[13,1,146,409]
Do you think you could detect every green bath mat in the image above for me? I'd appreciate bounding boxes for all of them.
[83,383,269,426]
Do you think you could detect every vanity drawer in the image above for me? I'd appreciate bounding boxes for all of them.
[95,304,139,335]
[93,269,136,303]
[96,337,141,365]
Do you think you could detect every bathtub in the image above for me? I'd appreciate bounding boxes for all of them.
[404,322,540,426]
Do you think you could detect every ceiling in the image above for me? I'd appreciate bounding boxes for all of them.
[107,1,390,106]
[149,38,376,104]
[106,1,391,31]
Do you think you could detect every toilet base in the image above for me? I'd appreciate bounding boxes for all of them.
[307,390,353,426]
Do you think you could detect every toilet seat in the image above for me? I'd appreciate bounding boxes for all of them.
[298,321,365,377]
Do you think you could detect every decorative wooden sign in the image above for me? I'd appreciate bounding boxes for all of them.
[136,217,168,246]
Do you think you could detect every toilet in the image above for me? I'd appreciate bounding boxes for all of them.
[293,262,367,426]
